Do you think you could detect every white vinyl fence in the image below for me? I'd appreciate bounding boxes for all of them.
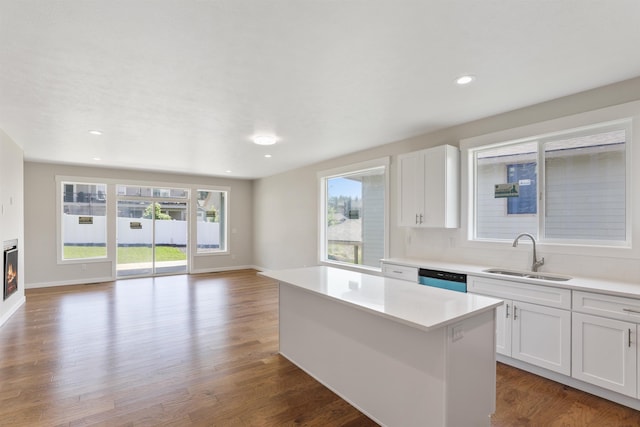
[63,215,220,247]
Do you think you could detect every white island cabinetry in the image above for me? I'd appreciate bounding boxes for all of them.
[262,266,502,427]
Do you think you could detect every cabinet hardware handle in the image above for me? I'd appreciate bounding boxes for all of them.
[513,305,518,320]
[393,270,403,274]
[623,308,640,314]
[629,329,632,348]
[419,214,424,224]
[415,214,419,224]
[505,304,510,318]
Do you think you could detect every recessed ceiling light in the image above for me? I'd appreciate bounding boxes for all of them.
[225,170,232,173]
[264,154,272,158]
[253,135,277,146]
[88,130,103,136]
[455,75,476,85]
[92,157,101,161]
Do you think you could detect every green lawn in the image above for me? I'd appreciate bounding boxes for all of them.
[64,246,187,263]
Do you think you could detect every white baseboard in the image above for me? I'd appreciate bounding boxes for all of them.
[26,276,114,289]
[0,295,26,328]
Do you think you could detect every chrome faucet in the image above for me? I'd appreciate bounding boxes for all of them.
[512,233,544,272]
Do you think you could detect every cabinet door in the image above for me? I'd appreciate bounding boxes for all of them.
[397,153,424,226]
[511,301,571,375]
[496,300,512,357]
[572,312,637,397]
[422,145,459,228]
[422,147,446,227]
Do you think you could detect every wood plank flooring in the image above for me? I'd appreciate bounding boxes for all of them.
[0,269,639,426]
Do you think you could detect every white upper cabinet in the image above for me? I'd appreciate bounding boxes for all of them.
[397,145,459,228]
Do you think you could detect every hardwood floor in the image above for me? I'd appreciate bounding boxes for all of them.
[0,269,639,426]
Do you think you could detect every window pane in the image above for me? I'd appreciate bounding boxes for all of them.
[544,129,626,241]
[325,167,385,268]
[62,182,107,259]
[475,142,538,239]
[196,190,226,253]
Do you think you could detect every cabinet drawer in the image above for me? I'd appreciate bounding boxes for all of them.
[468,275,571,309]
[573,290,640,322]
[382,263,418,282]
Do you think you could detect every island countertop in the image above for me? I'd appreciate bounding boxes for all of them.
[260,266,503,332]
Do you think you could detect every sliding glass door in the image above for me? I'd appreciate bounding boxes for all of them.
[116,186,188,278]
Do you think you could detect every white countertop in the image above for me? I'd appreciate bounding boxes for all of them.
[260,266,502,332]
[383,257,640,299]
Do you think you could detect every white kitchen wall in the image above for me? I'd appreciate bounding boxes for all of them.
[24,162,254,287]
[0,129,25,326]
[254,76,640,283]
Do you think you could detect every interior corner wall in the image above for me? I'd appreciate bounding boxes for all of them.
[24,162,254,288]
[253,76,640,277]
[0,129,25,326]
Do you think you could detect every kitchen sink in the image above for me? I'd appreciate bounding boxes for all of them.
[483,268,572,282]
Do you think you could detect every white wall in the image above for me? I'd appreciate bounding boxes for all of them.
[253,76,640,283]
[0,129,25,326]
[24,162,253,287]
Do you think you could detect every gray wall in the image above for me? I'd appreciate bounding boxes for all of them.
[253,76,640,282]
[24,162,254,287]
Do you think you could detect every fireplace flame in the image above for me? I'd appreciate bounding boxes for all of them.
[7,263,16,284]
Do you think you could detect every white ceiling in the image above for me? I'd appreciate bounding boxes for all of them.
[1,1,640,179]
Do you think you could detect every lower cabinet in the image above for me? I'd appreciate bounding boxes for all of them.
[571,290,640,398]
[393,269,640,406]
[510,301,571,375]
[572,312,637,397]
[494,298,571,375]
[469,276,571,376]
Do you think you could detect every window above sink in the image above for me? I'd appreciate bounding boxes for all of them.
[463,118,632,248]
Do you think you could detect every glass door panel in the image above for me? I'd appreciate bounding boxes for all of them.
[154,201,188,275]
[117,194,188,278]
[117,200,153,277]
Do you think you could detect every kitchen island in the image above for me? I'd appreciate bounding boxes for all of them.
[260,266,503,427]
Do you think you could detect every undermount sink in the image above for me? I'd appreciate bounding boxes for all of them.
[483,268,572,282]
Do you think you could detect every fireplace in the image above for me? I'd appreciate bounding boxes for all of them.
[4,242,17,300]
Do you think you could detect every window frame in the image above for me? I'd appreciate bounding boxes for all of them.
[56,177,109,264]
[194,187,229,255]
[469,119,631,247]
[460,101,639,259]
[318,157,390,272]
